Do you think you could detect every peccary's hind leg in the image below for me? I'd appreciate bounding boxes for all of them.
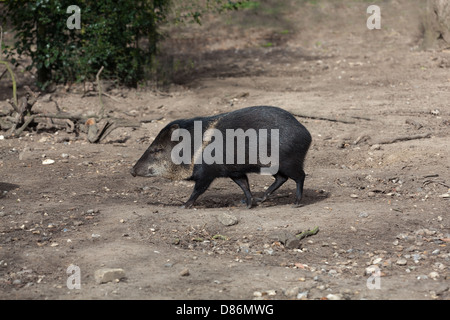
[293,170,306,207]
[182,178,214,209]
[231,175,254,209]
[257,173,288,203]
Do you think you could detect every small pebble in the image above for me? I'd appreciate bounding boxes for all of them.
[179,268,190,277]
[94,268,125,284]
[428,272,439,280]
[359,212,369,218]
[370,144,381,150]
[285,287,299,297]
[372,257,382,265]
[396,259,407,266]
[297,291,308,299]
[42,159,55,165]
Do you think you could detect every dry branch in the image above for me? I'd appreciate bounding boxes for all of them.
[372,133,432,145]
[96,66,105,118]
[0,54,142,141]
[292,112,357,124]
[0,61,18,111]
[0,89,142,141]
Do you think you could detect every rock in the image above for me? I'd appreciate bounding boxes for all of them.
[396,259,407,266]
[370,144,381,150]
[270,231,291,244]
[326,294,342,300]
[328,269,338,277]
[359,212,369,218]
[265,289,277,296]
[285,287,300,297]
[217,213,238,226]
[297,291,308,300]
[94,268,125,284]
[412,254,421,262]
[365,265,379,276]
[285,237,302,249]
[42,159,55,165]
[179,268,190,277]
[431,109,440,116]
[428,271,439,280]
[372,257,382,265]
[19,147,32,161]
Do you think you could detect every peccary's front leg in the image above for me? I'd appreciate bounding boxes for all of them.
[182,178,214,209]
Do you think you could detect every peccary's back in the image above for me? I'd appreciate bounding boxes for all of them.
[215,106,311,155]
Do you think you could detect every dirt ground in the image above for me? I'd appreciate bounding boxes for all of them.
[0,1,449,300]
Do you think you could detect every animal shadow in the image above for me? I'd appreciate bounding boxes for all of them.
[0,182,20,199]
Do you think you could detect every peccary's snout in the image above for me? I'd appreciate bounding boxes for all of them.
[130,167,137,177]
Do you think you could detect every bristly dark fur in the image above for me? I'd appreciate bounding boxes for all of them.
[131,106,312,209]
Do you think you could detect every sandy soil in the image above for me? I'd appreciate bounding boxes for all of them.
[0,0,449,300]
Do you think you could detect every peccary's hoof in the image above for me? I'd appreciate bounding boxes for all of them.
[241,198,254,209]
[255,197,267,203]
[181,202,193,209]
[291,203,304,208]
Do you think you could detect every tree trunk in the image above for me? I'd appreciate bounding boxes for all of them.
[36,22,51,87]
[423,0,450,48]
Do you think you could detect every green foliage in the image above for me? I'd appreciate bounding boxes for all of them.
[3,0,169,88]
[169,0,251,25]
[2,0,250,88]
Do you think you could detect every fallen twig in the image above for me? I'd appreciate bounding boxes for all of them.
[212,234,229,240]
[295,226,320,240]
[372,133,432,145]
[292,112,356,124]
[0,60,18,111]
[0,58,141,140]
[423,179,450,188]
[0,68,7,81]
[96,66,105,118]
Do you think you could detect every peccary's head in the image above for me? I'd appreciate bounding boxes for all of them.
[131,122,192,180]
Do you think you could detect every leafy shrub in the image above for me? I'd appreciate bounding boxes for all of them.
[2,0,248,88]
[3,0,169,88]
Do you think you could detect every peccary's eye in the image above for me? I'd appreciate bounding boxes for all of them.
[152,148,163,153]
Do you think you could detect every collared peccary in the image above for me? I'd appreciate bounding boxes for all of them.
[130,106,312,209]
